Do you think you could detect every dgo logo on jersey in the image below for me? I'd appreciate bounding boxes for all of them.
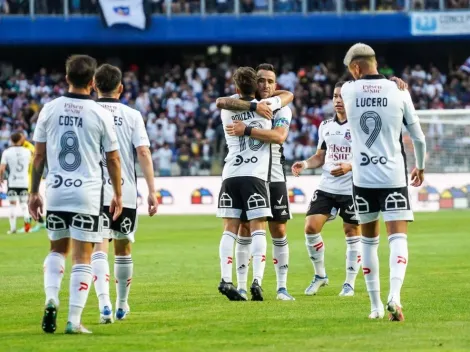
[191,188,213,205]
[288,187,306,204]
[156,189,173,205]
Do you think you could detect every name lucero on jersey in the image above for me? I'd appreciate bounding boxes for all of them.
[356,97,388,107]
[231,111,255,121]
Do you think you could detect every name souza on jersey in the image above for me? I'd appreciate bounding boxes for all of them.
[231,111,255,121]
[327,144,352,161]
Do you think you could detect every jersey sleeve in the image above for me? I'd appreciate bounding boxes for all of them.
[230,94,240,99]
[317,122,327,150]
[340,81,354,100]
[0,150,7,165]
[132,113,150,148]
[101,110,119,153]
[33,106,48,143]
[402,90,419,126]
[273,106,292,130]
[263,96,282,112]
[23,141,35,153]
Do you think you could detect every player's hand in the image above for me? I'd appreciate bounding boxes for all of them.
[291,161,305,177]
[225,121,246,137]
[109,195,123,221]
[330,163,352,177]
[410,168,424,187]
[28,193,43,221]
[390,76,408,91]
[147,191,158,217]
[256,101,273,120]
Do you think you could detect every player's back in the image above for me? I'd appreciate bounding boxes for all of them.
[2,146,32,188]
[342,76,408,189]
[36,93,116,215]
[97,99,149,208]
[221,100,272,181]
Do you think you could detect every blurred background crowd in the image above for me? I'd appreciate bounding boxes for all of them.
[1,0,469,14]
[1,56,469,175]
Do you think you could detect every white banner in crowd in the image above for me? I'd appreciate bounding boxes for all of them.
[0,174,468,218]
[411,11,470,36]
[99,0,148,30]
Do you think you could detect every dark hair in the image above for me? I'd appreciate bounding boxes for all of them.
[94,64,122,94]
[65,55,97,89]
[11,132,23,144]
[232,67,257,96]
[335,81,345,88]
[256,63,275,74]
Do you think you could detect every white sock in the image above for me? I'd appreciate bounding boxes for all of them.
[388,233,408,306]
[115,255,133,310]
[235,236,251,291]
[9,204,16,231]
[305,233,326,277]
[68,264,93,326]
[345,236,361,288]
[272,236,289,290]
[361,236,382,312]
[91,251,111,312]
[43,252,65,306]
[20,202,31,224]
[219,231,236,282]
[251,230,267,286]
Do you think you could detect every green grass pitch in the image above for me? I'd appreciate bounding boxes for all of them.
[1,211,469,351]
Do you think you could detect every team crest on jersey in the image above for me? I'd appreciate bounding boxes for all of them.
[344,130,351,141]
[156,189,173,205]
[191,188,213,205]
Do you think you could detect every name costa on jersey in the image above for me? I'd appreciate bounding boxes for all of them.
[341,76,420,188]
[317,117,353,196]
[97,98,150,209]
[33,93,118,216]
[221,97,281,181]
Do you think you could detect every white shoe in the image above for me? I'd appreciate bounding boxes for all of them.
[368,310,385,319]
[100,305,114,324]
[7,230,16,235]
[276,288,295,301]
[65,321,92,334]
[305,275,329,296]
[338,283,355,297]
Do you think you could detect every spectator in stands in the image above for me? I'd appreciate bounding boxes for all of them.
[156,143,173,176]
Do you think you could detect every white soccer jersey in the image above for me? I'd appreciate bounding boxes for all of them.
[97,98,150,209]
[317,116,353,195]
[221,97,281,181]
[33,93,119,215]
[341,75,419,188]
[271,106,292,182]
[1,146,32,189]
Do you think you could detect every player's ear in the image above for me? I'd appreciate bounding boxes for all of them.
[118,83,124,95]
[92,80,97,92]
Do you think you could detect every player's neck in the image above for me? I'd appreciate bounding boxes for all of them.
[336,113,347,122]
[240,95,255,101]
[68,87,91,96]
[358,69,379,78]
[98,94,120,100]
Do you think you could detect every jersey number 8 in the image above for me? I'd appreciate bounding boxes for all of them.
[59,131,82,172]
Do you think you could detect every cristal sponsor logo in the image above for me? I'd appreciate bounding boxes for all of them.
[360,152,387,166]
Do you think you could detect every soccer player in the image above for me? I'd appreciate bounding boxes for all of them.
[218,64,295,300]
[341,43,426,321]
[0,132,33,234]
[91,64,158,323]
[216,66,282,301]
[29,55,123,334]
[17,135,47,233]
[291,81,360,297]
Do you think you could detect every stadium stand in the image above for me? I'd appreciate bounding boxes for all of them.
[1,59,469,176]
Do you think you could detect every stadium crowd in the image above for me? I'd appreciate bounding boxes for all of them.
[0,59,469,175]
[1,0,469,14]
